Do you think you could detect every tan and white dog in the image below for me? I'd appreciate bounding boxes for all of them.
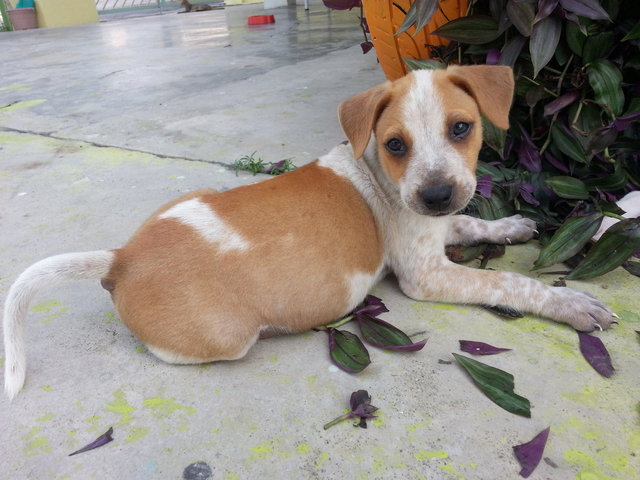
[3,65,615,399]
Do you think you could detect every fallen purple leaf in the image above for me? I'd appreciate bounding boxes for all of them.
[69,427,114,456]
[459,340,512,355]
[577,332,615,377]
[513,427,551,478]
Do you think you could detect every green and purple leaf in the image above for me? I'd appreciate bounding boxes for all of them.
[545,176,589,200]
[483,304,524,319]
[452,353,531,417]
[588,59,624,116]
[357,314,427,351]
[69,427,114,456]
[530,15,561,77]
[559,0,610,21]
[544,91,580,116]
[397,0,439,36]
[533,213,603,270]
[566,218,640,280]
[577,332,614,377]
[534,0,559,23]
[327,328,370,373]
[432,15,502,44]
[506,0,535,37]
[513,427,551,478]
[459,340,512,355]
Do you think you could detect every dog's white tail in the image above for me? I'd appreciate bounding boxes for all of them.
[3,250,115,400]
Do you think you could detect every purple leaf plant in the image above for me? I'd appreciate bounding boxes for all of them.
[323,390,378,430]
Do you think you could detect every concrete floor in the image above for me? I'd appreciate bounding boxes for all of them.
[1,3,639,480]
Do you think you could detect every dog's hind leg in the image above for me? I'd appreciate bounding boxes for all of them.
[447,214,537,246]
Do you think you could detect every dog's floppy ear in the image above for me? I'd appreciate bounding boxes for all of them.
[446,65,514,130]
[338,81,392,160]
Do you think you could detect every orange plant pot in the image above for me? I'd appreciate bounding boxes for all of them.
[362,0,468,80]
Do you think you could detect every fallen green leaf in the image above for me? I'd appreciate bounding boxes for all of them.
[452,353,531,417]
[328,328,371,373]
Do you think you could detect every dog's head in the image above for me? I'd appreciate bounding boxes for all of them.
[339,65,514,216]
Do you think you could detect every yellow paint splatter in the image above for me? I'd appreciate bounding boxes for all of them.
[296,443,309,454]
[103,312,122,324]
[106,390,135,425]
[438,463,463,478]
[125,427,150,443]
[143,397,196,417]
[563,450,621,480]
[135,345,148,354]
[0,84,30,91]
[415,450,449,461]
[223,473,239,480]
[250,442,274,460]
[0,99,46,112]
[39,385,53,392]
[372,410,385,427]
[31,300,68,323]
[22,427,51,457]
[315,452,330,470]
[36,412,55,423]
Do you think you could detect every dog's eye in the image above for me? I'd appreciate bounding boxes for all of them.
[385,137,406,156]
[451,122,471,140]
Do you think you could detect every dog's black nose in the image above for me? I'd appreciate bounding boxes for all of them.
[421,184,453,209]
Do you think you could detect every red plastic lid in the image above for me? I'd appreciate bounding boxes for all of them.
[247,15,275,25]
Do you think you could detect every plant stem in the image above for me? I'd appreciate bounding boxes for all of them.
[322,315,354,330]
[602,212,626,221]
[323,412,353,430]
[520,76,558,98]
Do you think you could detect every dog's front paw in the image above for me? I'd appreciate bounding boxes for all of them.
[490,215,537,244]
[546,287,615,331]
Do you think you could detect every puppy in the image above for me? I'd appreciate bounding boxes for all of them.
[3,65,614,399]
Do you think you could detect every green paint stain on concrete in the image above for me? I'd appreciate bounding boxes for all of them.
[619,310,640,323]
[427,303,469,312]
[563,450,626,480]
[296,443,310,454]
[22,427,51,457]
[39,385,53,392]
[372,411,385,427]
[223,473,239,480]
[125,427,150,443]
[135,345,148,354]
[250,442,273,460]
[103,312,122,324]
[107,390,135,425]
[438,463,463,478]
[415,450,449,461]
[31,300,68,323]
[0,84,30,91]
[562,387,600,407]
[315,452,330,470]
[36,412,55,423]
[0,99,47,112]
[143,397,196,417]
